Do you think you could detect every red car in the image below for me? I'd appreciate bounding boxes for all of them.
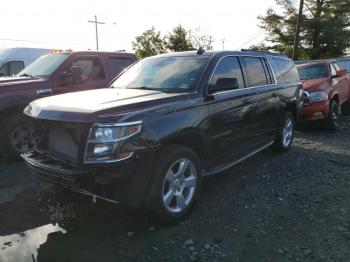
[297,60,350,130]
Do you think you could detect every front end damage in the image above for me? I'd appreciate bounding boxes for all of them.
[22,119,156,206]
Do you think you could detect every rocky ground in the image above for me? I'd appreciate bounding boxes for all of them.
[0,117,349,262]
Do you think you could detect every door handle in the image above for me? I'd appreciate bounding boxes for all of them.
[36,88,52,96]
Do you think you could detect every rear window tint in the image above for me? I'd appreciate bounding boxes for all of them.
[272,58,300,83]
[240,57,268,87]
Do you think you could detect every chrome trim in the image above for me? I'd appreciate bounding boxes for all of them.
[204,141,274,176]
[303,90,311,105]
[71,188,119,204]
[83,121,142,164]
[36,88,52,95]
[84,152,134,164]
[206,54,279,96]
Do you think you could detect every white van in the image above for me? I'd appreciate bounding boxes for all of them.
[0,47,51,77]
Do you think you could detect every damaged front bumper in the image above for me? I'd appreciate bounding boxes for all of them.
[22,150,156,206]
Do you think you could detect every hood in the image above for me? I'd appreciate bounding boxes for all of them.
[25,88,194,122]
[301,77,330,93]
[0,76,46,87]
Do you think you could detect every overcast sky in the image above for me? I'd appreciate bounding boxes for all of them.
[1,0,279,52]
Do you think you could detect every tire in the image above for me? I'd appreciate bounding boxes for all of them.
[0,114,34,159]
[341,100,350,116]
[148,145,202,223]
[271,112,295,153]
[324,100,340,131]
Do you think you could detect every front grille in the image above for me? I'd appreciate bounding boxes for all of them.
[33,120,90,165]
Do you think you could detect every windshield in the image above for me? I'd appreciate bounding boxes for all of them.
[297,64,328,80]
[110,56,209,92]
[18,53,68,77]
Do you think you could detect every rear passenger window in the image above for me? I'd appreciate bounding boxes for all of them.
[209,56,244,92]
[109,57,133,77]
[272,58,300,83]
[241,57,268,87]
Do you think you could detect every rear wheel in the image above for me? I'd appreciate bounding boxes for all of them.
[0,114,34,159]
[324,100,340,131]
[149,145,202,223]
[271,112,295,153]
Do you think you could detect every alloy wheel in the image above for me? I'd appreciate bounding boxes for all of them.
[282,117,293,148]
[162,158,197,214]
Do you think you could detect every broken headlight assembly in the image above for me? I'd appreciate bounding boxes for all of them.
[84,121,142,163]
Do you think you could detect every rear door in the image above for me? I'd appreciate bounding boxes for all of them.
[53,55,109,95]
[240,56,278,144]
[206,56,257,166]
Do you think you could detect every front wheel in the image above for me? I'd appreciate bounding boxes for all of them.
[0,114,35,159]
[271,112,295,153]
[149,145,202,223]
[324,100,340,131]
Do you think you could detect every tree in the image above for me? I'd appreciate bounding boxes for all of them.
[132,27,166,59]
[189,27,214,50]
[255,0,350,60]
[165,25,195,52]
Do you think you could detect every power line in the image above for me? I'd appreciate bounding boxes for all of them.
[0,38,82,46]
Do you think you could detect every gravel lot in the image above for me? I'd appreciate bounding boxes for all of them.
[0,117,349,262]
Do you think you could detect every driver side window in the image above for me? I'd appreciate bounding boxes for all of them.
[69,57,106,83]
[209,56,244,93]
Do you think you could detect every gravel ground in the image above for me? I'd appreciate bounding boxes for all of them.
[0,117,349,262]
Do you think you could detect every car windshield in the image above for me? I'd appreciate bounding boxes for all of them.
[18,53,69,77]
[297,64,328,80]
[110,56,209,92]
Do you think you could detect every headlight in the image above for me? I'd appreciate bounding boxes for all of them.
[84,121,142,163]
[309,91,328,103]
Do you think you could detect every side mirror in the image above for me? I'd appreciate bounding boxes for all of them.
[71,65,83,84]
[336,69,347,77]
[208,78,239,94]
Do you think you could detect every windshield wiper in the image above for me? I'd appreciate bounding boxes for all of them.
[127,86,170,92]
[19,73,35,78]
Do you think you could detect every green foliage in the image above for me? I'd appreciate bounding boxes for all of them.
[132,26,214,59]
[166,25,195,52]
[132,27,166,59]
[255,0,350,60]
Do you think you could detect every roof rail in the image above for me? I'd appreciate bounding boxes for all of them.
[240,49,288,58]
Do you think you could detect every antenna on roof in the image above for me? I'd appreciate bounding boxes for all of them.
[197,47,205,55]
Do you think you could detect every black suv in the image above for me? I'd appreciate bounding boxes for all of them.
[23,50,303,221]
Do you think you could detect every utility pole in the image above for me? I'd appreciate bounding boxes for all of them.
[88,15,105,50]
[292,0,304,60]
[221,38,225,50]
[208,36,213,50]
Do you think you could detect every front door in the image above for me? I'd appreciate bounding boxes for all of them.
[206,56,257,166]
[53,55,109,95]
